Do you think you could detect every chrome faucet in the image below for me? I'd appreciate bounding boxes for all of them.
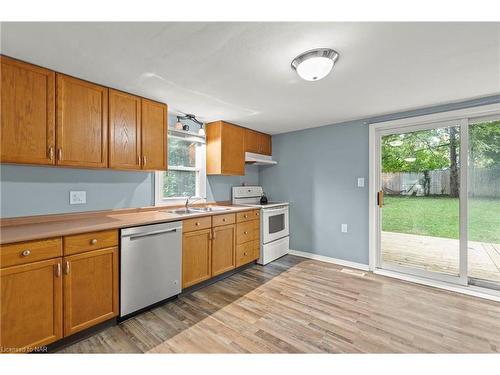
[185,196,201,209]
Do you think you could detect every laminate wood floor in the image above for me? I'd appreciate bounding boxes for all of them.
[58,255,500,353]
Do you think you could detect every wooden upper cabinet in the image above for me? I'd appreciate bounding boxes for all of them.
[56,74,108,168]
[108,89,141,169]
[63,247,118,337]
[1,56,56,165]
[260,133,272,155]
[244,129,272,155]
[0,258,63,352]
[141,99,167,171]
[245,129,261,154]
[206,121,245,176]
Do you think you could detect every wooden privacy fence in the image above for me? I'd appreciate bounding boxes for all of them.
[382,168,500,198]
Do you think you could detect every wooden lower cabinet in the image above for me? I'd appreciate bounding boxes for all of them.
[63,247,119,336]
[0,258,63,352]
[182,213,260,289]
[212,224,236,276]
[182,229,212,288]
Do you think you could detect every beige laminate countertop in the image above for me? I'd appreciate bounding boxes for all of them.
[0,205,256,245]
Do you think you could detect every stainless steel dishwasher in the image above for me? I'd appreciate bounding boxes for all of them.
[120,221,182,318]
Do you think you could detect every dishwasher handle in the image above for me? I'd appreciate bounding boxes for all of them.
[124,227,179,240]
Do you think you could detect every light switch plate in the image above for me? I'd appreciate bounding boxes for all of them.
[70,191,86,205]
[357,177,365,187]
[341,224,348,233]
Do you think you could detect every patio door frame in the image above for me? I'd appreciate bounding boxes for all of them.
[368,102,500,288]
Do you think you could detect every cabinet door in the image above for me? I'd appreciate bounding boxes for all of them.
[245,129,261,154]
[56,74,108,168]
[63,247,118,337]
[141,99,167,170]
[260,133,272,155]
[221,122,245,175]
[0,258,62,352]
[212,224,236,276]
[182,229,212,288]
[1,56,56,165]
[109,89,141,169]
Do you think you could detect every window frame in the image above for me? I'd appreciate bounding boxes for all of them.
[154,131,207,206]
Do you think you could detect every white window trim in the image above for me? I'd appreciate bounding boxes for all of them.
[155,136,207,207]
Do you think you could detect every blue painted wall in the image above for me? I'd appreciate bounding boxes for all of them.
[0,114,259,218]
[260,95,500,265]
[0,165,154,217]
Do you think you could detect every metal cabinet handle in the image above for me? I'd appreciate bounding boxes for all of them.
[22,249,31,257]
[126,228,177,240]
[244,252,248,256]
[57,148,62,160]
[195,222,200,226]
[244,231,248,235]
[244,214,248,218]
[142,156,147,166]
[55,263,61,277]
[64,261,70,275]
[212,229,216,239]
[48,147,54,160]
[90,239,97,245]
[222,218,227,222]
[137,155,141,166]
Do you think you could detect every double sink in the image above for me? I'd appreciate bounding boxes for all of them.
[166,206,231,215]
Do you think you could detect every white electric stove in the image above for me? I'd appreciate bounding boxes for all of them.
[232,186,289,265]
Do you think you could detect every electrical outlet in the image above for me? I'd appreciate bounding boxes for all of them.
[341,224,348,233]
[70,191,86,205]
[357,177,365,187]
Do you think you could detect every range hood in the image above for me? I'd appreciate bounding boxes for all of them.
[245,152,278,166]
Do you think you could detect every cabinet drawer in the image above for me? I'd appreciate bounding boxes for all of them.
[236,210,259,223]
[212,213,236,227]
[183,216,212,232]
[1,238,62,268]
[63,230,118,256]
[237,221,255,244]
[236,242,256,267]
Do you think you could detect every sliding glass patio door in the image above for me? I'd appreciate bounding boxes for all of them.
[376,120,466,284]
[375,115,500,289]
[468,117,500,289]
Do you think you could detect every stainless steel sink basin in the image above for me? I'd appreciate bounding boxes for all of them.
[166,206,231,215]
[191,206,231,212]
[166,208,200,214]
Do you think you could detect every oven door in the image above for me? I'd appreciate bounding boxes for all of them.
[262,205,289,244]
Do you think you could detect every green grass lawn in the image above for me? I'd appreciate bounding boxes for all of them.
[382,196,500,243]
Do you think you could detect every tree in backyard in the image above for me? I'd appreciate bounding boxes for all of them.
[382,120,500,197]
[382,127,453,195]
[468,120,500,197]
[448,127,459,198]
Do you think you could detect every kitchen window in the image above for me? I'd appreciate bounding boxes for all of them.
[155,130,206,205]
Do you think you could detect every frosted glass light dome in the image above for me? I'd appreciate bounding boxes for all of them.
[291,48,339,82]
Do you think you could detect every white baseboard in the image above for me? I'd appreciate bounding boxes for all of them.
[288,249,370,271]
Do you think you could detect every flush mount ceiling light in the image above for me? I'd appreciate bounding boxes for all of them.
[291,48,339,81]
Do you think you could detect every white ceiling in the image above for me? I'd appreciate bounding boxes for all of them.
[1,22,499,134]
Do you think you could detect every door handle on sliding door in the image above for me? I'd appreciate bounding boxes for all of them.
[377,191,384,208]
